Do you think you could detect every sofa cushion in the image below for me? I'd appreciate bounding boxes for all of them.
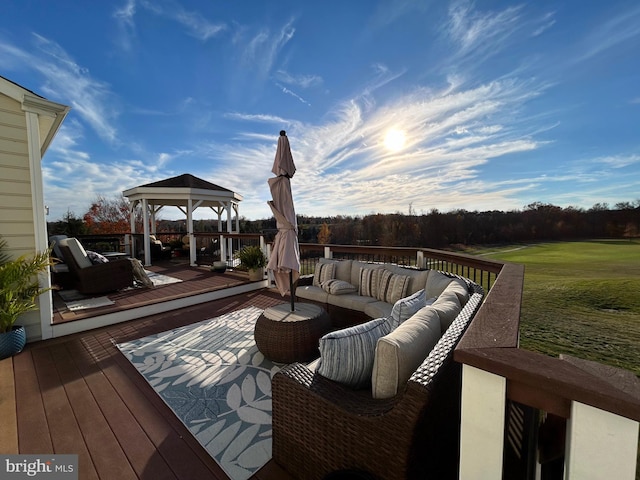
[296,285,329,304]
[425,270,454,298]
[443,278,470,305]
[328,293,377,312]
[321,279,358,295]
[364,301,393,320]
[384,265,430,296]
[313,262,335,287]
[389,289,428,330]
[318,317,392,389]
[431,291,462,334]
[372,307,441,399]
[376,269,410,304]
[359,267,386,298]
[319,258,353,283]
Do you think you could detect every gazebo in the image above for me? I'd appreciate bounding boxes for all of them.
[123,174,243,266]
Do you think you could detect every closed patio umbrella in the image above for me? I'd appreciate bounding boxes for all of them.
[267,130,300,311]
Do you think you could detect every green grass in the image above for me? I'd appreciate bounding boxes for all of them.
[477,240,640,377]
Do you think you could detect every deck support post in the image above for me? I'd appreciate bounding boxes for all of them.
[564,401,639,480]
[459,364,507,479]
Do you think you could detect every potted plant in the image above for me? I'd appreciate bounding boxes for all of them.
[0,237,52,359]
[236,245,267,281]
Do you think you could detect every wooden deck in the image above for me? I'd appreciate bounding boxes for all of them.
[1,264,295,480]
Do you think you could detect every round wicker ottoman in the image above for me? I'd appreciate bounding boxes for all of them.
[254,303,331,363]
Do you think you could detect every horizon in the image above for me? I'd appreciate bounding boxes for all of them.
[2,1,639,222]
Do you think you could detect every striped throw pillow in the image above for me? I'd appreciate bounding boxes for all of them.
[321,279,357,295]
[313,262,335,287]
[389,289,427,330]
[359,267,384,298]
[376,270,410,304]
[317,318,392,388]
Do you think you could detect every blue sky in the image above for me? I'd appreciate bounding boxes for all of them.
[2,1,639,221]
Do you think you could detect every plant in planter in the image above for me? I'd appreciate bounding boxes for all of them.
[0,237,52,359]
[236,245,267,281]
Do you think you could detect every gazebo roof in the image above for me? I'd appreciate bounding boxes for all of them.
[123,173,243,207]
[139,173,233,192]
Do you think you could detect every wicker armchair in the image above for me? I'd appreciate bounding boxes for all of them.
[59,237,134,295]
[272,280,484,480]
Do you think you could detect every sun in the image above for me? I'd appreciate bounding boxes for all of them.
[384,128,406,152]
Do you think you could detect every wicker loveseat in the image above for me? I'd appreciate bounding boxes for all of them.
[59,237,135,295]
[272,260,484,480]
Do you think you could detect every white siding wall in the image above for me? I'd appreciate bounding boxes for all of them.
[0,93,43,340]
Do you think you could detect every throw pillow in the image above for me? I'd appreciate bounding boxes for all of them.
[321,279,357,295]
[317,318,392,389]
[359,267,385,298]
[86,250,108,264]
[376,269,410,304]
[313,262,335,287]
[389,289,427,330]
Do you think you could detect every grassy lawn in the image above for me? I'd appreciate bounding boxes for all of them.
[472,240,640,377]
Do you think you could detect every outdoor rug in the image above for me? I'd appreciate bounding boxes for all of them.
[57,290,115,311]
[144,270,183,286]
[116,306,278,480]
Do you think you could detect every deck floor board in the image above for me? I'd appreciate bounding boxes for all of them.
[3,273,294,480]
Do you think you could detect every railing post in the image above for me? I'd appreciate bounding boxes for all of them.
[324,246,332,259]
[459,365,507,479]
[416,251,425,269]
[564,401,639,480]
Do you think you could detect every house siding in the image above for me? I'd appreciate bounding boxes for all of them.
[0,92,41,339]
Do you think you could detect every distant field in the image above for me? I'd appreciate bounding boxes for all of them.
[469,240,640,377]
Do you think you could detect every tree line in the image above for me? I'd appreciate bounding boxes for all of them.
[48,198,639,249]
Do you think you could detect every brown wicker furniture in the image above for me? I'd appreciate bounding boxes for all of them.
[254,302,331,363]
[272,276,484,480]
[59,237,135,295]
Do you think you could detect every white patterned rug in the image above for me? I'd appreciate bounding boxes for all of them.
[144,270,183,286]
[116,306,278,480]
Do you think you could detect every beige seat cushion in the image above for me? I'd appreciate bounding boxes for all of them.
[328,293,377,312]
[425,270,453,298]
[364,300,393,320]
[371,307,441,399]
[296,285,329,304]
[431,291,462,334]
[60,237,92,269]
[443,278,470,305]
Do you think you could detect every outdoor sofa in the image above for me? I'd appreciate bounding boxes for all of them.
[272,258,484,479]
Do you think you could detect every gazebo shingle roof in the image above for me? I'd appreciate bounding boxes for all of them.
[140,173,232,192]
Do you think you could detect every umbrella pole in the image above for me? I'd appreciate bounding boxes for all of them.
[290,270,295,312]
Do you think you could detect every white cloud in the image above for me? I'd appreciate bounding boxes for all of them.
[575,5,640,62]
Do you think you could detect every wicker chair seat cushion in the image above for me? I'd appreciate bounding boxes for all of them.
[317,317,392,388]
[431,290,462,334]
[60,237,93,269]
[372,306,441,399]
